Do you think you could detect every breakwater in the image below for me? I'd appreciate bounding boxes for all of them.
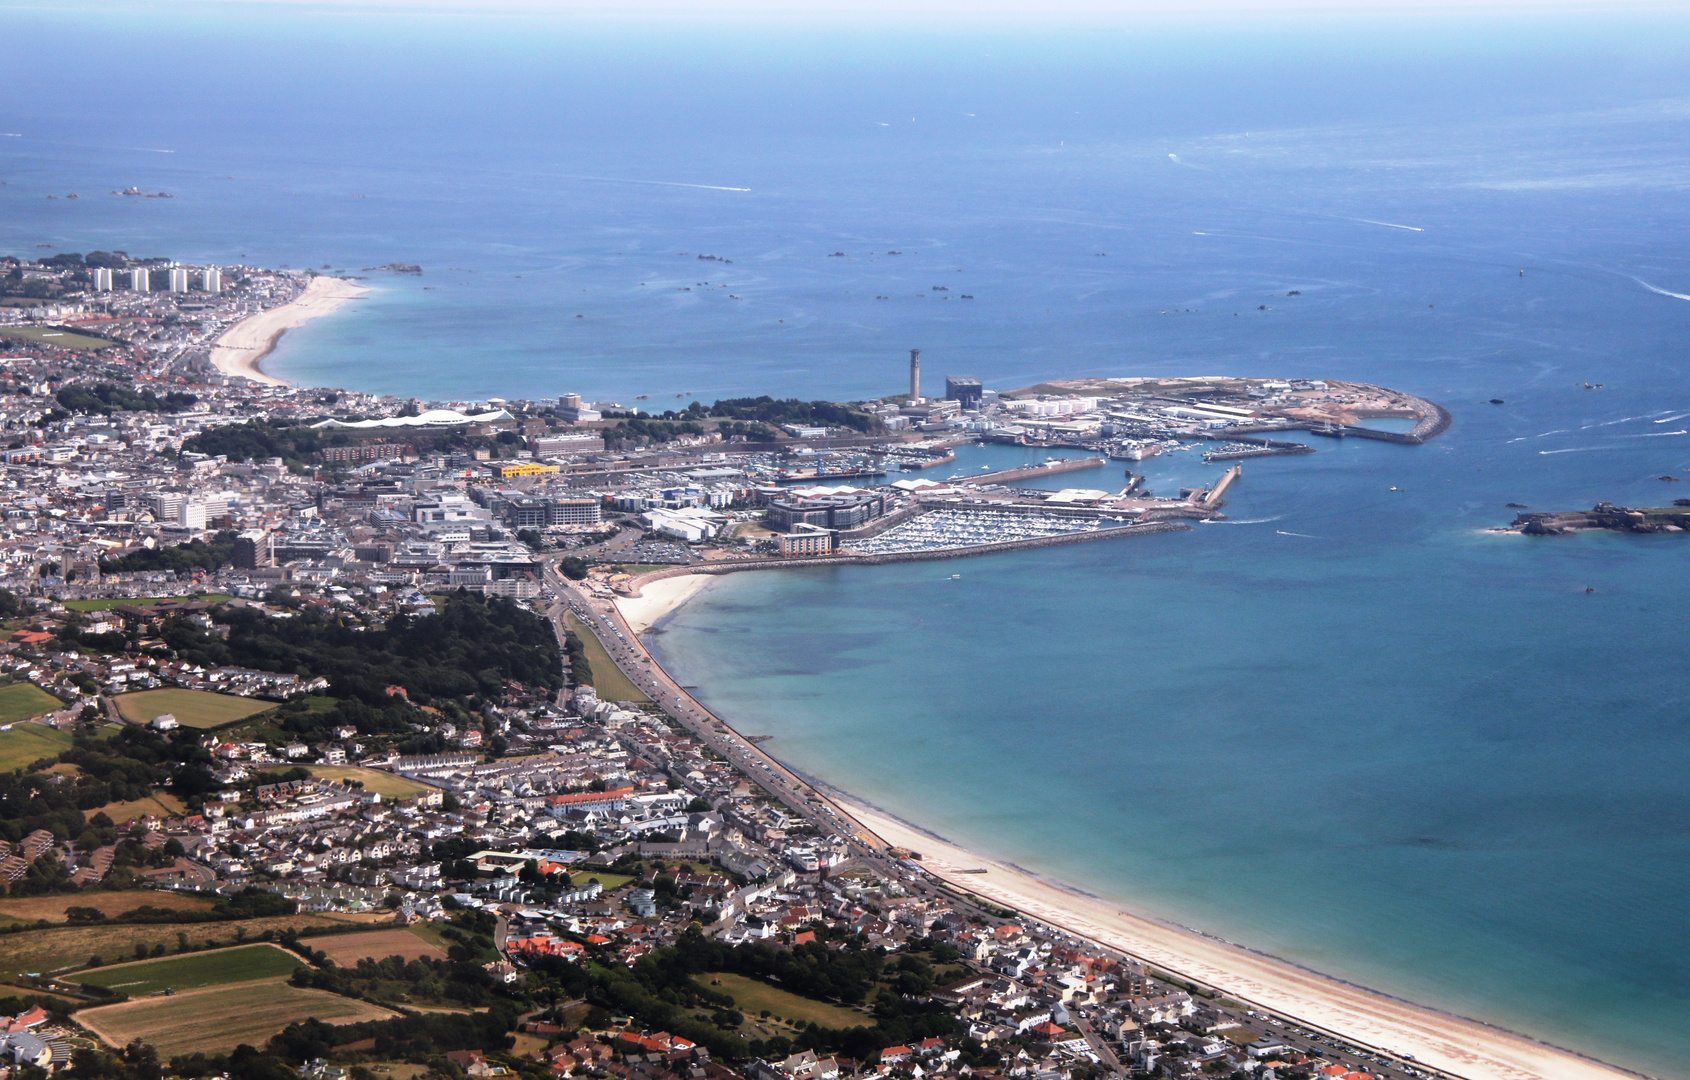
[1300,396,1453,445]
[964,455,1107,485]
[1199,435,1316,461]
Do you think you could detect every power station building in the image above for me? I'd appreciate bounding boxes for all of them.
[945,375,983,409]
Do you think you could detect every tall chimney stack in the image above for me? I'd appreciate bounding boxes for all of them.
[909,348,921,402]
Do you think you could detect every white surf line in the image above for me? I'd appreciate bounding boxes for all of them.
[1621,430,1688,437]
[1352,218,1424,232]
[1634,276,1690,301]
[560,174,750,192]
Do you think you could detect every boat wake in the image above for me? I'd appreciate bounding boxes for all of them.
[1353,218,1424,232]
[1622,430,1687,437]
[1276,530,1320,538]
[1200,516,1282,525]
[1655,412,1690,423]
[560,174,750,193]
[1539,446,1615,455]
[1634,276,1690,302]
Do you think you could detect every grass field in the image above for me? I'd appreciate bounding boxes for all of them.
[64,595,231,612]
[702,972,869,1030]
[0,913,358,980]
[0,892,213,927]
[0,685,67,725]
[312,929,446,967]
[77,981,398,1057]
[564,613,648,702]
[77,943,305,994]
[577,871,635,890]
[0,326,116,351]
[89,791,186,823]
[0,721,71,770]
[114,688,272,728]
[305,766,433,799]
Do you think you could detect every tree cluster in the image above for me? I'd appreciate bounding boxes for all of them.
[161,591,563,705]
[98,533,240,575]
[55,383,197,416]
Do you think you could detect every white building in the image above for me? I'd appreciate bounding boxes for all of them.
[129,267,150,292]
[91,268,112,291]
[168,268,190,293]
[556,393,601,423]
[178,502,208,530]
[202,268,221,292]
[640,505,726,542]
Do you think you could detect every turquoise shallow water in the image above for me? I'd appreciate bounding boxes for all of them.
[6,6,1690,1073]
[652,437,1690,1075]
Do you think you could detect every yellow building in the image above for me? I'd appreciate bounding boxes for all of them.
[498,461,562,478]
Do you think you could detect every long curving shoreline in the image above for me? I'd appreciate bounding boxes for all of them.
[209,275,370,386]
[619,575,1640,1080]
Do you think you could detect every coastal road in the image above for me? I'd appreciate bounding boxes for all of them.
[539,558,871,852]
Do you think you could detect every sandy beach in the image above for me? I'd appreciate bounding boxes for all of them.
[836,796,1633,1080]
[209,275,370,386]
[608,573,1638,1080]
[616,573,714,634]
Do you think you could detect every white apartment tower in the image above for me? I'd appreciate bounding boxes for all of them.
[168,268,189,293]
[91,268,112,291]
[201,268,221,293]
[129,267,150,292]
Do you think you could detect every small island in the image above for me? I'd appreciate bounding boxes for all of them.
[1507,501,1690,535]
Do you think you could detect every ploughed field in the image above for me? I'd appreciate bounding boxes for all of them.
[77,981,399,1057]
[0,891,215,927]
[0,913,360,980]
[312,928,447,967]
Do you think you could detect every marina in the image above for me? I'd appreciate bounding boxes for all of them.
[846,507,1123,554]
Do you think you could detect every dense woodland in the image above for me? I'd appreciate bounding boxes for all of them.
[160,591,563,705]
[55,383,198,416]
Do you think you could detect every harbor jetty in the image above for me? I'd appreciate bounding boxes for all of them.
[962,455,1106,485]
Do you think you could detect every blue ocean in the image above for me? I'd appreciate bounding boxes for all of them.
[6,5,1690,1074]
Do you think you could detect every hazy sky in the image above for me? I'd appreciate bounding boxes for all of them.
[12,0,1685,18]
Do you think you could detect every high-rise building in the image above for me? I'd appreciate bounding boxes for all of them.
[168,268,189,293]
[234,530,271,569]
[201,268,221,292]
[177,502,207,530]
[909,348,921,402]
[129,267,150,292]
[91,268,112,291]
[945,375,983,410]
